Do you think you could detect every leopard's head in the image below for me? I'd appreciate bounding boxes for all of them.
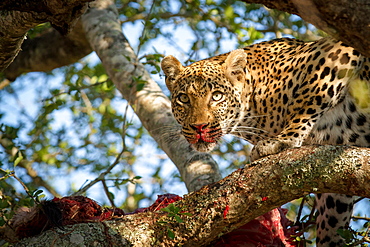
[161,50,251,152]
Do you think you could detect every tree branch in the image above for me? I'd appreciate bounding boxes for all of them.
[0,0,90,34]
[80,0,222,192]
[3,20,92,81]
[1,0,221,192]
[10,145,370,246]
[241,0,370,57]
[0,0,92,72]
[4,0,370,80]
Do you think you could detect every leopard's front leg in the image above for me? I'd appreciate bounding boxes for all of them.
[250,117,317,161]
[251,138,296,161]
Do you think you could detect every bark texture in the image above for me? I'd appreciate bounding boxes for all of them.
[3,20,92,81]
[11,145,370,246]
[2,0,370,245]
[0,0,92,72]
[3,0,370,80]
[81,0,221,192]
[242,0,370,57]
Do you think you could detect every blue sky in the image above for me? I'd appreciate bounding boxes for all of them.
[2,12,368,233]
[0,19,242,207]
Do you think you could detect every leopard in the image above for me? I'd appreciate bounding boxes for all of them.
[161,37,370,246]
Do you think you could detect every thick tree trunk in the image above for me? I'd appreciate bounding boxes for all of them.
[0,0,222,192]
[3,20,92,81]
[3,0,370,79]
[242,0,370,57]
[10,145,370,246]
[2,0,370,245]
[0,0,92,72]
[80,0,221,192]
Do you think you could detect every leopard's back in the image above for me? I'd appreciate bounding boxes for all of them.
[161,37,370,246]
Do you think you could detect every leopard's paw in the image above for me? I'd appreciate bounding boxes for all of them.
[250,139,293,162]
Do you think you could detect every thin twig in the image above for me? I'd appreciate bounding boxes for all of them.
[352,215,370,221]
[71,147,126,196]
[72,103,130,196]
[295,197,306,225]
[7,171,43,205]
[10,173,30,195]
[42,80,107,102]
[136,0,157,56]
[0,136,61,197]
[102,179,116,207]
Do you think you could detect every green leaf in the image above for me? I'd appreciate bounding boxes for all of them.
[136,82,146,91]
[108,191,115,200]
[172,205,180,214]
[98,74,108,83]
[337,228,353,241]
[160,207,171,213]
[167,228,175,239]
[174,215,183,223]
[179,212,192,216]
[0,217,6,227]
[32,189,44,198]
[224,5,234,19]
[38,194,46,201]
[14,152,23,167]
[0,198,10,208]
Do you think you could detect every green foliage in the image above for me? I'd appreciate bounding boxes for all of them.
[27,23,51,39]
[160,203,192,222]
[158,203,192,239]
[140,52,163,75]
[341,209,370,246]
[119,0,321,60]
[13,152,23,167]
[0,0,336,245]
[0,166,45,227]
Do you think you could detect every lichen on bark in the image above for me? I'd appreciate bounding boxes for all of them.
[241,0,370,57]
[12,145,370,246]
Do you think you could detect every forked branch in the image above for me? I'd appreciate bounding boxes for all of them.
[10,145,370,246]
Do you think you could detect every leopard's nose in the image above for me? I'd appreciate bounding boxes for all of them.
[190,123,209,132]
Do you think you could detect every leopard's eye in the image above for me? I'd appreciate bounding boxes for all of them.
[178,93,190,103]
[212,91,224,102]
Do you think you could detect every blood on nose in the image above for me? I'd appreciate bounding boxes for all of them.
[190,123,209,133]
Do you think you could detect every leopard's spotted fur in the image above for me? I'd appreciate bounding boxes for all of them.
[161,37,370,246]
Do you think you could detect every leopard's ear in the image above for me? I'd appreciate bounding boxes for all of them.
[161,55,184,92]
[223,49,248,91]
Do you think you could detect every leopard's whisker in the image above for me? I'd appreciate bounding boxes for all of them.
[227,126,268,133]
